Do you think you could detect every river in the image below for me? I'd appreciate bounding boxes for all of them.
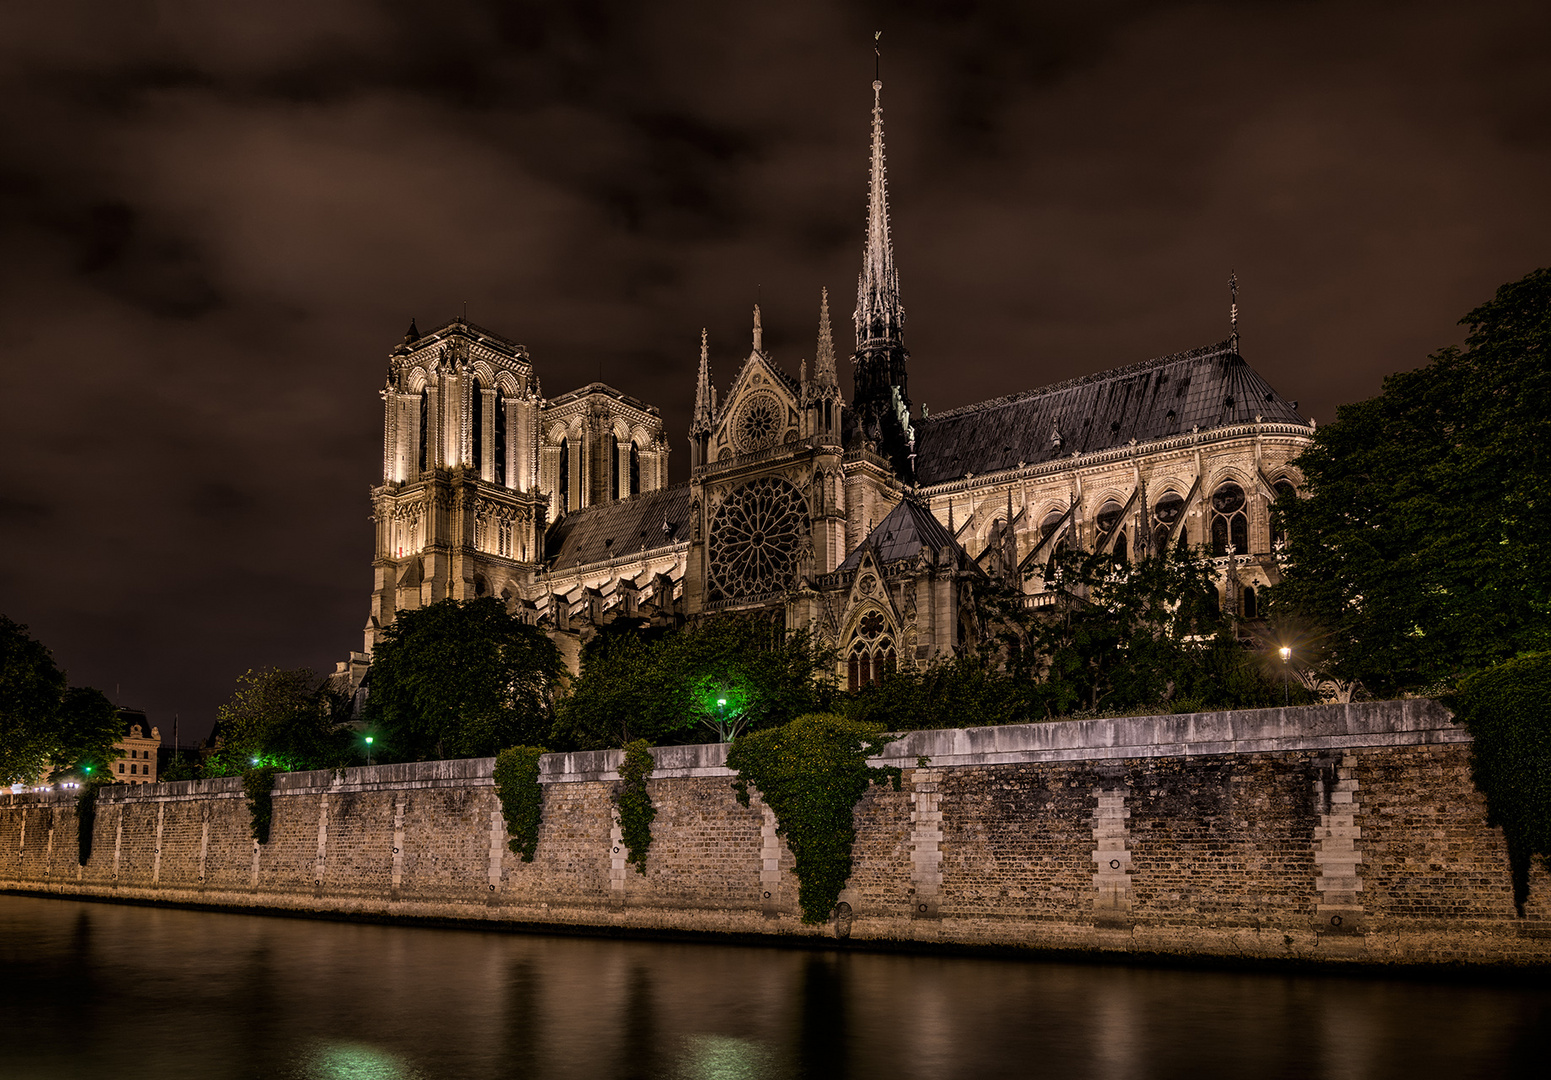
[0,895,1544,1079]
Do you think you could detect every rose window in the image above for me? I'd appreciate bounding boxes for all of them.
[734,392,785,453]
[708,477,807,601]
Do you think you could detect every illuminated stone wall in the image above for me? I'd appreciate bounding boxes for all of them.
[2,701,1547,966]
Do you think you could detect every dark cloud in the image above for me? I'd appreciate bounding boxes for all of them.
[0,0,1547,739]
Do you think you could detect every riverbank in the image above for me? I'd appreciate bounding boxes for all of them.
[3,700,1548,967]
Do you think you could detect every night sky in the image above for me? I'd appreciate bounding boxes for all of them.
[2,1,1547,742]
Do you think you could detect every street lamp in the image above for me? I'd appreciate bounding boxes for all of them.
[1279,646,1292,706]
[365,736,374,767]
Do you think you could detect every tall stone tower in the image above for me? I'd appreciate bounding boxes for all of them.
[366,318,547,649]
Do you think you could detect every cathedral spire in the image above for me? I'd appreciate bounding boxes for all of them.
[854,76,904,351]
[691,328,713,436]
[815,287,838,389]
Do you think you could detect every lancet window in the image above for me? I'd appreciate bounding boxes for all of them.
[493,389,506,486]
[558,438,570,514]
[418,389,429,473]
[629,442,641,496]
[473,380,484,472]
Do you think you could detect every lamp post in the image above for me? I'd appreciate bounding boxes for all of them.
[1279,646,1292,706]
[365,736,374,767]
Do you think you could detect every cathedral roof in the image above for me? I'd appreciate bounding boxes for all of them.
[544,483,695,569]
[912,342,1306,486]
[837,496,967,573]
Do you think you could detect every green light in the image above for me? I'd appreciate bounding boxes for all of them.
[365,736,373,745]
[717,698,727,707]
[83,765,91,773]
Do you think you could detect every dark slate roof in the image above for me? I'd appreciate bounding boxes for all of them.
[912,342,1306,486]
[837,497,967,572]
[545,483,695,568]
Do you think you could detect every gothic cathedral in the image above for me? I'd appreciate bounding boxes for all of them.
[361,76,1313,689]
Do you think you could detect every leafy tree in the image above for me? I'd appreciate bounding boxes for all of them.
[1273,267,1551,695]
[0,616,66,785]
[1,615,121,785]
[995,543,1295,718]
[552,616,834,750]
[838,654,1024,731]
[366,598,564,760]
[56,686,126,778]
[204,667,352,777]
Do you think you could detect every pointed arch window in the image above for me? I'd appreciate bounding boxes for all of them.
[418,389,429,473]
[472,381,484,473]
[1210,481,1248,556]
[629,441,641,496]
[1242,584,1258,620]
[609,434,620,501]
[493,389,507,486]
[558,438,570,514]
[846,609,895,691]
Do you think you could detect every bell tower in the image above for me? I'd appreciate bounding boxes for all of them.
[366,317,547,650]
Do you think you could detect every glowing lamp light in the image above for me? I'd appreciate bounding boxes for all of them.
[365,737,374,745]
[717,698,727,708]
[1279,646,1292,662]
[252,757,261,766]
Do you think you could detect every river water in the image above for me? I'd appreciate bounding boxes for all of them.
[0,895,1544,1080]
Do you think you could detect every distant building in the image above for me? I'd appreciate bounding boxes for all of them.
[358,75,1313,685]
[113,709,160,785]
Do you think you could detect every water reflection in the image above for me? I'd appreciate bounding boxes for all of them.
[1,895,1547,1080]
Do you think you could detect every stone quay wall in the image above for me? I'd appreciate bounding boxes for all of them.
[2,699,1547,966]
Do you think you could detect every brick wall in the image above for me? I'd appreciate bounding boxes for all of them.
[2,700,1547,965]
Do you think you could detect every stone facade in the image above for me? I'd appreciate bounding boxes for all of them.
[4,701,1547,966]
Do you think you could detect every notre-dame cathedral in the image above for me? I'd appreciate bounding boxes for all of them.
[358,77,1312,689]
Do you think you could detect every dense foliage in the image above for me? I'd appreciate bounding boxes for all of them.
[727,713,900,923]
[553,616,834,750]
[366,599,564,761]
[242,764,280,843]
[1453,652,1551,914]
[616,739,655,874]
[204,667,353,777]
[993,543,1301,719]
[494,745,545,862]
[1,615,123,786]
[1273,267,1551,696]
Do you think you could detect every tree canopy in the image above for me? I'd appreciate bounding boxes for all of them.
[0,615,122,786]
[552,615,835,750]
[203,667,353,777]
[1273,267,1551,695]
[991,542,1296,719]
[365,598,564,760]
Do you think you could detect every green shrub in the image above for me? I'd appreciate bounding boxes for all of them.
[727,713,899,923]
[616,739,656,874]
[1454,652,1551,914]
[494,745,546,862]
[242,765,280,843]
